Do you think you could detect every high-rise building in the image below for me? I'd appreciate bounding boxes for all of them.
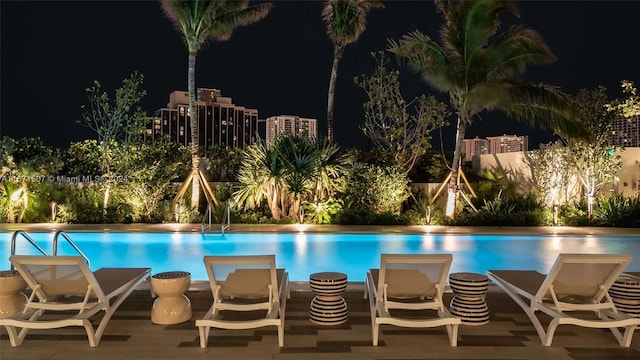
[486,134,528,154]
[611,115,639,147]
[145,88,259,149]
[463,136,489,157]
[265,115,318,147]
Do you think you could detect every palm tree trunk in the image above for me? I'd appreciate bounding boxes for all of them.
[188,50,200,210]
[326,48,342,141]
[446,115,468,219]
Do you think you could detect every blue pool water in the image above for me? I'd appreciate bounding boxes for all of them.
[2,232,640,281]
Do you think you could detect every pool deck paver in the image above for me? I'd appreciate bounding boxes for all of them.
[2,284,640,360]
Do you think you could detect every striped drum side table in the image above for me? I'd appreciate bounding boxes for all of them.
[448,272,490,325]
[609,274,640,317]
[309,272,348,325]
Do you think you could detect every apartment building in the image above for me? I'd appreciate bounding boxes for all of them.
[463,134,528,158]
[486,134,528,154]
[463,136,489,157]
[145,88,259,149]
[265,115,318,147]
[611,115,639,147]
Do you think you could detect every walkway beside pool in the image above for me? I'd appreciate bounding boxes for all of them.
[3,223,640,237]
[2,283,640,360]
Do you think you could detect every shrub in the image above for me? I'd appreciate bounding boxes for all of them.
[341,163,409,214]
[593,194,640,227]
[453,192,548,226]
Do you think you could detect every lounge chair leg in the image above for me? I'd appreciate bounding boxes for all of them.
[198,326,209,348]
[278,324,284,347]
[372,323,380,346]
[3,325,23,347]
[446,324,459,346]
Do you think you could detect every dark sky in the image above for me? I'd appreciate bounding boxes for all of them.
[2,1,639,151]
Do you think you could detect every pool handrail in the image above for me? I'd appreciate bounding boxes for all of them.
[10,230,49,270]
[221,201,231,235]
[53,231,90,267]
[201,201,231,235]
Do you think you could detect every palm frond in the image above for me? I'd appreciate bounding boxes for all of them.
[323,0,383,47]
[476,25,556,83]
[487,80,586,138]
[387,31,454,93]
[206,2,273,41]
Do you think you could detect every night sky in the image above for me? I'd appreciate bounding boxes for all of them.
[2,1,639,151]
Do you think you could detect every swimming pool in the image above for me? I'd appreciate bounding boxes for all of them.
[2,231,640,281]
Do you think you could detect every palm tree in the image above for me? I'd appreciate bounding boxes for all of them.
[323,0,383,141]
[388,0,580,219]
[234,134,351,221]
[161,0,272,210]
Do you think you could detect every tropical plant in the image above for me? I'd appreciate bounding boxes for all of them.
[593,194,640,228]
[388,0,579,219]
[341,162,409,214]
[204,144,243,181]
[355,52,448,175]
[123,141,190,222]
[455,191,547,226]
[609,80,640,119]
[322,0,383,140]
[562,87,622,218]
[161,0,272,209]
[78,73,147,217]
[528,141,578,210]
[234,134,351,221]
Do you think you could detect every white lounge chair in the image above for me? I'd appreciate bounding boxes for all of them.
[196,255,289,348]
[0,255,150,347]
[487,253,640,347]
[365,254,461,346]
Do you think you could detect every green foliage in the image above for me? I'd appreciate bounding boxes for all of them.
[388,0,578,218]
[234,134,352,221]
[64,140,104,176]
[56,186,105,224]
[204,145,243,181]
[473,167,518,201]
[304,198,343,224]
[563,86,623,217]
[609,80,640,119]
[408,151,453,183]
[558,200,590,226]
[592,194,640,227]
[123,141,190,222]
[355,52,448,174]
[4,137,64,175]
[528,141,577,208]
[79,72,147,148]
[454,192,548,226]
[341,163,410,215]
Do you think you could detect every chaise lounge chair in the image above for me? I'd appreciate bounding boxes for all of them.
[196,255,289,348]
[365,254,461,346]
[0,255,150,347]
[487,253,640,347]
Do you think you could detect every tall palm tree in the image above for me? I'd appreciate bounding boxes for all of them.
[388,0,580,218]
[323,0,383,141]
[161,0,272,210]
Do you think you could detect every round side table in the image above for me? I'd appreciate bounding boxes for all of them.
[0,270,27,319]
[151,271,192,325]
[309,272,348,325]
[609,274,640,317]
[449,272,490,325]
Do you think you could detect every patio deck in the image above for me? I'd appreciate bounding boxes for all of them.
[2,283,639,360]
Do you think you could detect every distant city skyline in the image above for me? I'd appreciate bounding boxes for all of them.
[2,1,639,151]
